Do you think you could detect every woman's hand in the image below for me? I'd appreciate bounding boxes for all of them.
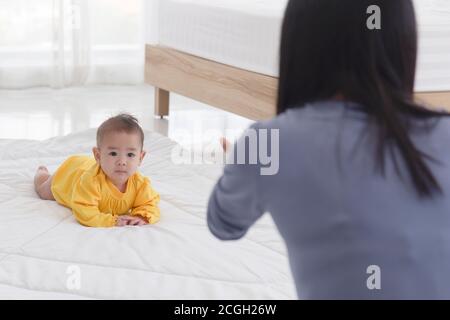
[220,137,231,153]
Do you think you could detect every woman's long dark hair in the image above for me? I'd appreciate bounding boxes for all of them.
[277,0,449,198]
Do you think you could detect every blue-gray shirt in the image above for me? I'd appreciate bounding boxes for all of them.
[207,100,450,299]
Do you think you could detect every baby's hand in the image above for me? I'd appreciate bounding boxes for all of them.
[129,215,149,226]
[116,216,130,227]
[116,215,148,227]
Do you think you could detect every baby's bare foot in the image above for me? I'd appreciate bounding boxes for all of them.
[35,166,50,183]
[34,166,50,190]
[37,166,48,173]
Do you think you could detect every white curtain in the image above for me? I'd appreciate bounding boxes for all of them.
[0,0,145,89]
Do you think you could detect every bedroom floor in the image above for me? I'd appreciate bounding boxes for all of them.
[0,84,253,152]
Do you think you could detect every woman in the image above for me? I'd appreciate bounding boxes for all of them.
[207,0,450,299]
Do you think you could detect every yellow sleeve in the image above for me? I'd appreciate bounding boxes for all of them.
[131,177,160,224]
[71,174,117,228]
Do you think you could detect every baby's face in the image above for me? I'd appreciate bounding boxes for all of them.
[93,131,146,187]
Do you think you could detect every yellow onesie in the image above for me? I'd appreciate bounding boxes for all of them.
[51,155,160,228]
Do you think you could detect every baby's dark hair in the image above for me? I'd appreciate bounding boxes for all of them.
[96,113,144,149]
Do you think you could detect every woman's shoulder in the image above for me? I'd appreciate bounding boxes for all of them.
[249,106,312,133]
[253,101,372,135]
[416,114,450,144]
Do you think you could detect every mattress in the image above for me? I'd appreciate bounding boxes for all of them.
[0,129,296,299]
[416,7,450,91]
[157,0,287,77]
[155,0,450,91]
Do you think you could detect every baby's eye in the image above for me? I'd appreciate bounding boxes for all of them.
[127,153,136,158]
[109,152,118,156]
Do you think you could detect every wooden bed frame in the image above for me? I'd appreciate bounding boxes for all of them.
[145,44,450,120]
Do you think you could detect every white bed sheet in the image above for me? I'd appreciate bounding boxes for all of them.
[155,0,450,91]
[0,129,296,299]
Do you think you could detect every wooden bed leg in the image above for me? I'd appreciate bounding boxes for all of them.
[154,87,170,118]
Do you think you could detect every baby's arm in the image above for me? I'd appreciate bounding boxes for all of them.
[71,205,117,227]
[71,174,117,228]
[131,177,160,224]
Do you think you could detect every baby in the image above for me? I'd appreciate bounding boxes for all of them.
[33,113,160,228]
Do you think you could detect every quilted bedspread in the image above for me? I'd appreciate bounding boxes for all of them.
[0,129,296,299]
